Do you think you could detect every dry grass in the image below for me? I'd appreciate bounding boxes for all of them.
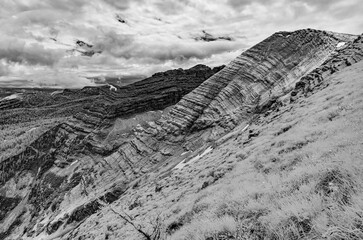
[163,62,363,239]
[168,215,237,240]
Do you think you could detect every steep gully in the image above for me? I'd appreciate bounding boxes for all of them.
[1,29,363,239]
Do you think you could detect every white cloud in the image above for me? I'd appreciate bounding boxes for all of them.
[0,36,65,66]
[0,0,362,88]
[0,61,10,77]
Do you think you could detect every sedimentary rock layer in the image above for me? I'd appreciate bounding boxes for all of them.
[160,29,356,133]
[292,34,363,97]
[74,64,224,127]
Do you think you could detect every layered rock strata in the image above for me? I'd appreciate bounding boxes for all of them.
[160,29,356,133]
[292,34,363,97]
[0,65,222,127]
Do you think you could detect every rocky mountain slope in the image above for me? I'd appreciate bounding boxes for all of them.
[0,29,363,240]
[160,29,356,134]
[0,64,223,124]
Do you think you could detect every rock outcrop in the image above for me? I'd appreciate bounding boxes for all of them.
[74,64,224,126]
[160,29,356,134]
[292,34,363,98]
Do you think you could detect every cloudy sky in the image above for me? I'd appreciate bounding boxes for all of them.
[0,0,362,88]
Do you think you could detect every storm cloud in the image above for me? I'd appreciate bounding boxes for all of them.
[0,61,10,77]
[0,37,64,66]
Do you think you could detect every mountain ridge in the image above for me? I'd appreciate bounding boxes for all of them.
[159,29,357,135]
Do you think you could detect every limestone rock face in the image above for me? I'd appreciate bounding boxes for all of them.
[292,34,363,98]
[160,29,356,133]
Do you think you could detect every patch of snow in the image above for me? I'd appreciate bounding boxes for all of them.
[174,160,187,170]
[51,90,63,96]
[70,160,78,166]
[181,151,189,156]
[242,124,250,132]
[148,121,157,129]
[136,124,144,131]
[1,93,21,101]
[200,146,213,157]
[337,42,346,48]
[175,147,213,170]
[108,84,117,91]
[28,127,37,132]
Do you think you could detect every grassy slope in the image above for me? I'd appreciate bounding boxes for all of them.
[55,60,363,240]
[163,59,363,239]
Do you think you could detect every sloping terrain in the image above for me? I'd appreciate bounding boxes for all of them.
[156,54,363,240]
[72,54,363,240]
[0,29,362,240]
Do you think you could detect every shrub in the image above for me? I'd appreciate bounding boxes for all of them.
[327,110,340,121]
[236,152,248,161]
[315,168,357,205]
